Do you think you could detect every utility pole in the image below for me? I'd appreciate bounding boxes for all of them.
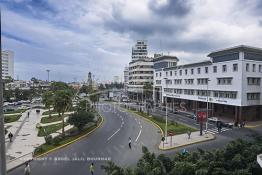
[46,69,50,82]
[0,10,7,175]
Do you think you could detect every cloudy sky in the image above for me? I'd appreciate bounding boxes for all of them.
[1,0,262,82]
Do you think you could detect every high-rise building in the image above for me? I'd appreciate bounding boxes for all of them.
[87,72,92,86]
[1,50,14,79]
[128,40,153,99]
[123,66,129,91]
[132,40,148,61]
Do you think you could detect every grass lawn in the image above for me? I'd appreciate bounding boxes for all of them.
[34,117,102,156]
[40,114,70,124]
[38,123,69,137]
[4,114,22,123]
[130,109,196,135]
[4,109,27,114]
[42,110,57,115]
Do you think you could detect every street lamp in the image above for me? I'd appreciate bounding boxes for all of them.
[164,78,168,143]
[205,78,211,133]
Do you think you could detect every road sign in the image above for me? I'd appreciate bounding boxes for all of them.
[197,111,207,122]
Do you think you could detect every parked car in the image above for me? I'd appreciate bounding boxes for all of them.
[208,117,220,123]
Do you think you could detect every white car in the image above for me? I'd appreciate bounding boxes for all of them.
[208,117,219,123]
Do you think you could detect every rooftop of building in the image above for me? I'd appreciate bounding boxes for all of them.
[153,55,179,62]
[208,45,262,57]
[164,60,212,71]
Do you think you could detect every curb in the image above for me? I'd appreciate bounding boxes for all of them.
[158,134,216,151]
[34,114,104,158]
[246,124,262,128]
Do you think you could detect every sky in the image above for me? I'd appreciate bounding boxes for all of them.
[1,0,262,82]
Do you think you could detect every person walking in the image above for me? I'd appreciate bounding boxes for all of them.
[24,162,31,175]
[128,137,132,149]
[8,132,13,142]
[89,162,94,175]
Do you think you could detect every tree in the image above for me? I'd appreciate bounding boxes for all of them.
[68,111,94,132]
[53,90,73,137]
[42,91,54,117]
[89,89,100,108]
[143,82,153,100]
[51,81,70,92]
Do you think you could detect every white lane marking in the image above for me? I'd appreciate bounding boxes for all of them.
[135,129,142,142]
[107,128,121,141]
[140,125,142,129]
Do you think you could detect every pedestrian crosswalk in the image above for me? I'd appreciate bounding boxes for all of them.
[206,127,232,135]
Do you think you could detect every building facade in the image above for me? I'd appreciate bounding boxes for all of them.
[2,50,14,79]
[131,40,148,61]
[153,45,262,122]
[123,66,129,91]
[128,40,153,99]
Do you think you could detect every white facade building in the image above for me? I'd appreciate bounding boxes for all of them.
[2,50,14,79]
[131,40,148,61]
[153,45,262,122]
[127,40,154,98]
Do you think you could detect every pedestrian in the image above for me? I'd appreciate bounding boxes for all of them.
[128,137,132,149]
[187,130,191,139]
[89,162,94,175]
[8,132,13,142]
[24,162,31,175]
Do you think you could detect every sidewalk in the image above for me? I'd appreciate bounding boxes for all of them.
[246,120,262,128]
[159,131,215,150]
[5,109,46,171]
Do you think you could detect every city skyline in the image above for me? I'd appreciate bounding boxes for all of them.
[1,0,262,82]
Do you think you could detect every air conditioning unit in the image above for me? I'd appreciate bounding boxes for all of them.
[257,154,262,168]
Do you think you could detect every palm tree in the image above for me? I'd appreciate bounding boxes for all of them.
[53,90,72,137]
[143,83,153,114]
[42,91,54,118]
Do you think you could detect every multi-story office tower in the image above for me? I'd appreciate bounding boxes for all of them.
[131,40,148,61]
[153,45,262,122]
[1,50,14,79]
[128,40,153,99]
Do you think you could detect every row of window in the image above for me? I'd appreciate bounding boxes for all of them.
[163,88,237,99]
[247,93,260,100]
[156,77,261,86]
[155,63,262,78]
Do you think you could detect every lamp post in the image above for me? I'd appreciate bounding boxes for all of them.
[164,78,168,143]
[205,79,211,133]
[0,10,7,175]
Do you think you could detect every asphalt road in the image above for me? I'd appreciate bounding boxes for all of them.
[8,103,161,175]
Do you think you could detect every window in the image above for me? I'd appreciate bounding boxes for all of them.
[213,66,217,73]
[247,93,260,100]
[170,71,172,76]
[259,65,262,73]
[166,72,168,76]
[217,78,233,85]
[184,79,194,85]
[179,70,182,76]
[185,69,188,75]
[160,72,161,77]
[246,63,249,72]
[205,67,208,73]
[247,77,261,85]
[222,65,227,72]
[253,64,256,72]
[191,68,194,75]
[156,73,158,77]
[174,71,177,76]
[197,78,209,85]
[233,64,238,72]
[156,80,161,84]
[197,68,201,74]
[174,79,182,84]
